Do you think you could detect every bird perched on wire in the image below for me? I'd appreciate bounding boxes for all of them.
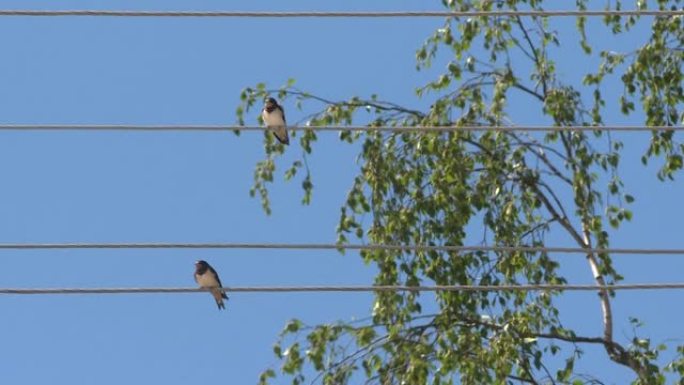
[262,97,289,145]
[194,260,228,310]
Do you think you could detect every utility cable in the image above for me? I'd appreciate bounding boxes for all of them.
[0,10,681,18]
[0,125,681,132]
[2,283,684,295]
[0,243,682,255]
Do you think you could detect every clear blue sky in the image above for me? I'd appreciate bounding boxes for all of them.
[0,1,681,384]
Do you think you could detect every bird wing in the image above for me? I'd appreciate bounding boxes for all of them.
[209,266,229,299]
[208,265,223,288]
[277,104,286,125]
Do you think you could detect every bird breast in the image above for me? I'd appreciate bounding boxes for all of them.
[263,109,285,126]
[195,273,219,288]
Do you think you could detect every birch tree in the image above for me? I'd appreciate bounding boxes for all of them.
[237,1,684,383]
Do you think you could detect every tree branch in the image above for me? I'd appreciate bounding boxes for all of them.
[507,132,573,185]
[282,89,426,118]
[515,16,548,97]
[525,179,585,246]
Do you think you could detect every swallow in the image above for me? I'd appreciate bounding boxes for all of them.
[194,260,228,310]
[262,97,289,145]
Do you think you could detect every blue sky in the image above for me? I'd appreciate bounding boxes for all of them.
[0,1,682,384]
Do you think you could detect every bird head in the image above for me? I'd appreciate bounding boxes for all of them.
[195,260,209,272]
[265,97,278,107]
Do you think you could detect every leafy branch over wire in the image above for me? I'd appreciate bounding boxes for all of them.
[237,1,684,383]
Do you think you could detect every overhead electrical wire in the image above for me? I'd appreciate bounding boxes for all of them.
[2,283,684,295]
[0,124,681,132]
[0,10,681,18]
[0,242,682,255]
[0,6,680,300]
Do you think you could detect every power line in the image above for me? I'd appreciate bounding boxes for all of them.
[0,124,681,132]
[1,283,684,295]
[0,242,682,255]
[0,10,681,18]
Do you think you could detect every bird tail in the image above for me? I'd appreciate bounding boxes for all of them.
[211,288,228,310]
[273,126,289,145]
